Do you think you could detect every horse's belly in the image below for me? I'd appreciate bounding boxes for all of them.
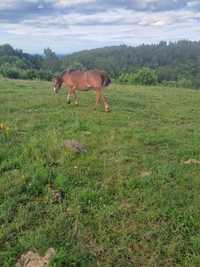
[77,85,94,91]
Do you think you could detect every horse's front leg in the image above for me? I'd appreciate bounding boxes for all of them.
[102,94,110,112]
[74,91,79,106]
[67,89,71,104]
[67,93,71,104]
[67,87,74,104]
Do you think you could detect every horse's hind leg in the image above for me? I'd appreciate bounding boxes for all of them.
[74,92,79,106]
[67,87,78,105]
[71,87,79,106]
[94,90,101,110]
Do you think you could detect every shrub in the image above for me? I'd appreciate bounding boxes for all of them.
[36,70,53,81]
[156,66,178,83]
[133,67,158,85]
[26,69,37,80]
[118,67,158,86]
[0,64,21,79]
[191,76,200,89]
[161,80,177,87]
[118,73,134,84]
[176,78,193,89]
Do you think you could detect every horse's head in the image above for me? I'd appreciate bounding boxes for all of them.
[53,76,63,93]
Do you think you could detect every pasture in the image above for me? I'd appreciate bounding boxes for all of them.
[0,78,200,266]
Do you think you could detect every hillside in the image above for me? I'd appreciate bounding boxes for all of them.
[63,41,200,77]
[0,79,200,266]
[1,41,200,88]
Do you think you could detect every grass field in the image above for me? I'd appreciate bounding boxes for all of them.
[0,78,200,266]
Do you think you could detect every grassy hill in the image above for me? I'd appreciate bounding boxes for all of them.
[0,78,200,266]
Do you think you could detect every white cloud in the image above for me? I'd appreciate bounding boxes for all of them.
[0,0,42,10]
[0,0,96,10]
[0,0,19,9]
[0,0,199,53]
[2,8,200,37]
[187,1,200,8]
[134,0,161,8]
[54,0,96,8]
[18,8,200,27]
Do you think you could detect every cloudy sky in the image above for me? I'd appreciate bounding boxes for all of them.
[0,0,199,54]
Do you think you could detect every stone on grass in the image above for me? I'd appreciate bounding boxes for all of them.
[16,248,55,267]
[184,159,200,165]
[51,189,62,203]
[64,139,87,154]
[140,171,152,178]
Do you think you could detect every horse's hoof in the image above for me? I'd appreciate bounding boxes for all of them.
[105,105,110,111]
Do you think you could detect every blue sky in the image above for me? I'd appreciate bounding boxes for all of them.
[0,0,200,54]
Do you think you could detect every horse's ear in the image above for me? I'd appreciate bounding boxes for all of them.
[54,75,62,81]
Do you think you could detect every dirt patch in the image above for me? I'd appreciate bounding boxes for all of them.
[64,139,87,154]
[16,248,55,267]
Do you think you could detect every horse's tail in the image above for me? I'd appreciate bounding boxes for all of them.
[103,75,112,87]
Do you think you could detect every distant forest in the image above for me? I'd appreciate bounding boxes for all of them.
[0,40,200,88]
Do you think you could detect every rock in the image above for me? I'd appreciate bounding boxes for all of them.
[51,190,62,203]
[140,171,152,178]
[16,248,55,267]
[64,139,87,154]
[184,159,200,165]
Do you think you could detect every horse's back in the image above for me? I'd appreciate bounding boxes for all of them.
[86,70,111,89]
[63,69,111,90]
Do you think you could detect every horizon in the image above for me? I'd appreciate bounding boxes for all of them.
[0,0,200,54]
[0,39,198,56]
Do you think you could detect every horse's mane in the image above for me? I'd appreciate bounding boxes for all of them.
[60,70,68,78]
[60,68,79,78]
[68,68,77,73]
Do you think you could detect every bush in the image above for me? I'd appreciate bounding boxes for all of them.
[133,67,158,85]
[118,67,158,86]
[118,73,134,84]
[176,78,193,89]
[161,80,177,87]
[36,70,53,81]
[0,65,21,79]
[191,76,200,89]
[0,65,54,81]
[156,66,178,83]
[26,69,37,80]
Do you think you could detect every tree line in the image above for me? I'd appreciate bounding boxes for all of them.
[0,40,200,88]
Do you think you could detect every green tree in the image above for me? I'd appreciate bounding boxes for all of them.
[43,48,60,73]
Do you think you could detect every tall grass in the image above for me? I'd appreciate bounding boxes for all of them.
[0,78,200,266]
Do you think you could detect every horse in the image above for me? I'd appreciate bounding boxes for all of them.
[53,69,111,112]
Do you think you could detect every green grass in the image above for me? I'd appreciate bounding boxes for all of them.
[0,77,200,266]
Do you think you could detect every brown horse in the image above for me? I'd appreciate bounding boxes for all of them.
[53,69,111,112]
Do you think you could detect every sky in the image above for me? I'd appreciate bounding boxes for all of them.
[0,0,200,54]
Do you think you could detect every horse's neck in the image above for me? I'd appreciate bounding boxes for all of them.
[60,73,65,83]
